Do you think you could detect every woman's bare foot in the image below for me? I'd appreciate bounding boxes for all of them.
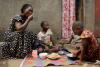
[75,60,82,65]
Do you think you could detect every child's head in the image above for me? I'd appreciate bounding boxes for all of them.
[72,21,84,35]
[41,21,49,30]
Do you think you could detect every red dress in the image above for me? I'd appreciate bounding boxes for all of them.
[80,30,99,62]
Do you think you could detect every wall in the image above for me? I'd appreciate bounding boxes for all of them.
[0,0,62,39]
[95,0,100,37]
[0,0,98,40]
[83,0,95,32]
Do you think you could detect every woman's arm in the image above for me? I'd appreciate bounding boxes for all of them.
[79,45,84,61]
[15,15,33,32]
[68,35,74,44]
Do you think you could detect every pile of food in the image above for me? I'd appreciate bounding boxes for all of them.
[47,53,61,60]
[39,53,61,60]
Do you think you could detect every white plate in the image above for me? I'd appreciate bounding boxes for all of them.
[39,53,48,59]
[66,53,74,57]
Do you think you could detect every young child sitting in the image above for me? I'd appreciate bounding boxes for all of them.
[37,21,57,53]
[37,21,53,46]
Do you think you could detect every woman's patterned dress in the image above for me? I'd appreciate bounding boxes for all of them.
[1,15,36,58]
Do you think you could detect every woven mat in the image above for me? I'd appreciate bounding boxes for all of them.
[20,55,68,67]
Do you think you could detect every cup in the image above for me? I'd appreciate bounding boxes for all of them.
[32,50,38,59]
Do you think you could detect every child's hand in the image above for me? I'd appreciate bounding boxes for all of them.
[38,48,43,53]
[45,46,49,51]
[59,39,69,44]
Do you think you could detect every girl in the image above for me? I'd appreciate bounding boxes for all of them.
[37,21,58,53]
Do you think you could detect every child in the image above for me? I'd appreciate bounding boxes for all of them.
[37,21,55,52]
[37,21,69,53]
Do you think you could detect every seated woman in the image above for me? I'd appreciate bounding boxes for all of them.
[37,21,59,53]
[1,4,36,58]
[71,22,99,64]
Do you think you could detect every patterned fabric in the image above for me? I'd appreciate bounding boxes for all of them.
[1,15,36,58]
[81,30,98,47]
[81,30,99,62]
[81,30,93,38]
[62,0,75,40]
[20,55,67,67]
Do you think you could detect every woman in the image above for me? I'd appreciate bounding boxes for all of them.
[2,4,36,58]
[79,30,99,62]
[72,22,99,64]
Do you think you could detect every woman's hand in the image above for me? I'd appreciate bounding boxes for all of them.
[15,15,33,32]
[75,60,82,65]
[27,15,33,22]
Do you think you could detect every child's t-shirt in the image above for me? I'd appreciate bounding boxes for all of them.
[37,29,53,45]
[71,35,81,44]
